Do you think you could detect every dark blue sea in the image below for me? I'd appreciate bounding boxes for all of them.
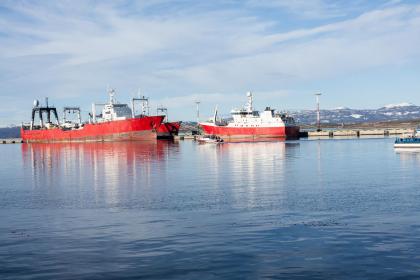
[1,138,420,279]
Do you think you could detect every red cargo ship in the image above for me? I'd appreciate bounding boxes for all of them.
[156,106,181,139]
[157,122,181,139]
[21,90,164,143]
[200,92,299,139]
[131,98,181,139]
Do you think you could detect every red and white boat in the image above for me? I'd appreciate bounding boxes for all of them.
[200,92,299,139]
[21,90,164,143]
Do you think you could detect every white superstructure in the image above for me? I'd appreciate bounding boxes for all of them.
[92,89,133,123]
[211,92,296,128]
[101,89,132,121]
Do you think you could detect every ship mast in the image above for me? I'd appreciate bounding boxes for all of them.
[157,106,168,122]
[30,98,60,129]
[109,88,116,104]
[63,107,82,125]
[213,105,218,124]
[131,96,149,117]
[246,91,253,112]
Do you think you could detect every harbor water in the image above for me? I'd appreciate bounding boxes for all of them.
[1,138,420,279]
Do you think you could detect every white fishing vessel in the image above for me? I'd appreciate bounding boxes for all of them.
[394,127,420,148]
[199,92,299,139]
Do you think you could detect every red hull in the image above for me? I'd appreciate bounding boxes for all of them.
[200,124,300,138]
[157,121,181,139]
[21,116,164,143]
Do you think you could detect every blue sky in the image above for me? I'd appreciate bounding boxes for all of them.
[1,0,420,125]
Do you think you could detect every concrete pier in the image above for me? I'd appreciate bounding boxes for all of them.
[333,130,358,137]
[359,129,387,136]
[307,131,333,137]
[387,129,413,135]
[0,138,23,144]
[307,128,414,138]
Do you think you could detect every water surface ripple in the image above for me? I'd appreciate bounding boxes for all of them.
[1,138,420,279]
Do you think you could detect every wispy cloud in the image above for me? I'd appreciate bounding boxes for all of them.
[0,0,420,124]
[246,0,348,19]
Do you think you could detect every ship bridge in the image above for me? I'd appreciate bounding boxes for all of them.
[99,89,133,122]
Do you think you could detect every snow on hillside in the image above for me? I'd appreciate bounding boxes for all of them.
[383,102,415,109]
[290,102,420,124]
[333,106,350,110]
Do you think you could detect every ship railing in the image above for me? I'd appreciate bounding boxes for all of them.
[60,121,84,131]
[395,137,420,143]
[23,124,43,130]
[21,123,31,130]
[216,121,228,126]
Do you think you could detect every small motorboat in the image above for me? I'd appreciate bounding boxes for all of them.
[394,127,420,148]
[197,135,224,144]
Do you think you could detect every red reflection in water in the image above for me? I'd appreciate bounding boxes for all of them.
[21,141,178,192]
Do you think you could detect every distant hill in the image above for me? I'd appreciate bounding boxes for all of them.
[179,121,199,133]
[290,103,420,125]
[0,127,20,138]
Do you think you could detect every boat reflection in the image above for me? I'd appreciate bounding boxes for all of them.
[395,148,420,163]
[195,140,300,208]
[21,141,178,206]
[395,148,420,154]
[221,137,291,143]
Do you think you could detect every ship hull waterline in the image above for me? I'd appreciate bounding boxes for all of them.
[200,124,300,139]
[157,121,182,139]
[394,143,420,148]
[21,116,164,143]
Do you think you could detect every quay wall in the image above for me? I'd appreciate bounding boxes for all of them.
[307,128,413,138]
[0,138,23,144]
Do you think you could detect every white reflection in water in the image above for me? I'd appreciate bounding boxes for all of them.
[197,140,300,208]
[395,148,420,171]
[21,142,176,206]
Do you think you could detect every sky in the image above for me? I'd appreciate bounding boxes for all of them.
[1,0,420,125]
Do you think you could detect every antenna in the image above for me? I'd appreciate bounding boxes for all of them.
[246,91,253,112]
[108,88,116,104]
[157,105,168,122]
[132,95,149,117]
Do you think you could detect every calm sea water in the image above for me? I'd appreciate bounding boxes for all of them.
[1,138,420,279]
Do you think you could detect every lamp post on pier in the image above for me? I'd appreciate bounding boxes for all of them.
[195,100,201,134]
[195,100,200,124]
[315,92,322,132]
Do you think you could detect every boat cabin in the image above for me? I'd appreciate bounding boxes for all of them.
[228,93,296,127]
[101,103,132,121]
[92,89,133,122]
